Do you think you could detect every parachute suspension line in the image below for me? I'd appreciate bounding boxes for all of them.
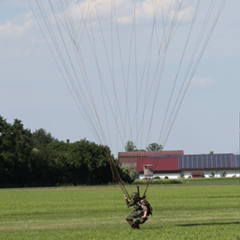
[53,2,100,120]
[110,0,130,148]
[109,0,130,150]
[158,0,173,55]
[143,1,166,146]
[48,0,108,145]
[61,0,123,148]
[163,0,226,147]
[144,0,184,146]
[91,0,131,149]
[133,0,161,147]
[123,0,136,143]
[68,0,114,147]
[106,148,130,199]
[29,0,81,122]
[29,0,103,143]
[128,0,181,148]
[87,2,118,148]
[133,2,158,146]
[159,0,203,146]
[75,0,88,48]
[161,0,227,147]
[83,3,111,146]
[129,0,141,145]
[92,0,130,148]
[38,0,115,146]
[140,0,175,147]
[111,0,129,146]
[42,0,93,137]
[54,1,75,39]
[74,0,132,150]
[158,0,201,145]
[133,0,171,147]
[133,0,139,146]
[110,0,118,151]
[83,1,113,147]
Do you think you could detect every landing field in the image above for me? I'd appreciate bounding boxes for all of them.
[0,179,239,240]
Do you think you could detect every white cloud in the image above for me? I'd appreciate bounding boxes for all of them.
[0,12,34,38]
[53,0,194,26]
[191,77,215,88]
[0,12,41,59]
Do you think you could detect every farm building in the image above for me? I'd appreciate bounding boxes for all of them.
[118,150,183,170]
[118,151,240,179]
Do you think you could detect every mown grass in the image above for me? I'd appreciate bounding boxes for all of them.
[0,179,239,240]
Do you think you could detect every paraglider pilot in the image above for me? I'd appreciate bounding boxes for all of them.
[124,192,148,229]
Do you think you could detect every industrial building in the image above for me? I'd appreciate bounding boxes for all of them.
[118,151,240,179]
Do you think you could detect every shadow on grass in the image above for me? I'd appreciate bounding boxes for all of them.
[176,221,240,227]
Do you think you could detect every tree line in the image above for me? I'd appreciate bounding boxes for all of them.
[125,140,163,152]
[0,115,131,188]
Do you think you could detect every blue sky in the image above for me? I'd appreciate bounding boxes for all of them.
[0,1,240,157]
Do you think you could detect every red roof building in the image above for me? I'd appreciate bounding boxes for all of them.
[136,156,179,172]
[118,150,184,170]
[118,151,240,179]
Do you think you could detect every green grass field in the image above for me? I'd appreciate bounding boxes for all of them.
[0,178,240,240]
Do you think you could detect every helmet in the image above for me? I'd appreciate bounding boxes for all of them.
[131,192,139,201]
